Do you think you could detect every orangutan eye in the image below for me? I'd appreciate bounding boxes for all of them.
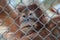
[30,13,32,15]
[23,15,26,17]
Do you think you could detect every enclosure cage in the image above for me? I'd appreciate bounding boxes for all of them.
[0,0,60,40]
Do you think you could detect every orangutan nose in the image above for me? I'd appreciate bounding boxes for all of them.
[26,18,29,21]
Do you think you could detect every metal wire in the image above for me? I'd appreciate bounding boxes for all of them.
[0,0,60,40]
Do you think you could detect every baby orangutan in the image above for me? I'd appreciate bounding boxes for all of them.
[0,0,60,40]
[17,3,48,40]
[17,3,60,40]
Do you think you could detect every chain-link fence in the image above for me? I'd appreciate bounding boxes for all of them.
[0,0,60,40]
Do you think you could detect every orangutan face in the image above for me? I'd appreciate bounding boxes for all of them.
[16,4,46,34]
[20,10,37,26]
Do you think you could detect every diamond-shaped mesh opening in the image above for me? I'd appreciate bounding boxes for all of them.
[52,27,60,37]
[45,20,57,31]
[39,28,50,38]
[39,15,47,24]
[34,7,43,18]
[33,22,44,31]
[4,17,14,26]
[8,23,19,32]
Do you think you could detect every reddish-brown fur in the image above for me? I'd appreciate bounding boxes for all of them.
[0,0,60,40]
[0,0,24,40]
[17,3,60,40]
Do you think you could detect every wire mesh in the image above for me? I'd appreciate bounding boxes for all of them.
[0,0,60,40]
